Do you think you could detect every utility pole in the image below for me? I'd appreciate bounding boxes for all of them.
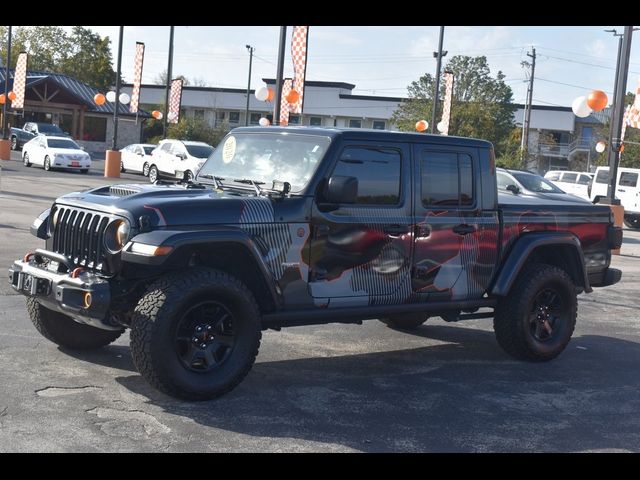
[431,26,447,134]
[245,45,254,126]
[604,26,634,204]
[2,25,12,140]
[521,47,536,168]
[273,26,287,126]
[163,26,175,138]
[111,26,124,151]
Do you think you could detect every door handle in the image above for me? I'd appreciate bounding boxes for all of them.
[452,224,476,235]
[383,224,410,236]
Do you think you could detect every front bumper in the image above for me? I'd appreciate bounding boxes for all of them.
[8,251,120,331]
[589,267,622,288]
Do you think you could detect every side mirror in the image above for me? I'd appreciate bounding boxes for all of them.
[177,153,187,160]
[324,175,358,204]
[506,184,520,194]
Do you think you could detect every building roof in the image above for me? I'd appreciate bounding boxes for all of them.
[0,69,150,117]
[262,78,356,90]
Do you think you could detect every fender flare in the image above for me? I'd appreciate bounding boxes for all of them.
[490,231,591,296]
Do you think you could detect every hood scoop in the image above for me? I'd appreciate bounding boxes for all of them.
[109,185,143,197]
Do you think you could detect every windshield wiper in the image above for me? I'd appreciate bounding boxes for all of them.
[199,174,226,189]
[233,178,265,196]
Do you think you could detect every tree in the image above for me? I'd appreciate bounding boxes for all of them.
[153,70,191,86]
[0,26,115,91]
[145,116,228,147]
[391,55,516,156]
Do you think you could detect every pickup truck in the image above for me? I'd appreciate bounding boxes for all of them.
[9,127,623,400]
[10,122,67,150]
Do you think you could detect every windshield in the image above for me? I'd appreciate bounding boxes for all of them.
[38,124,63,134]
[512,172,564,193]
[143,146,155,155]
[185,144,214,158]
[48,139,80,149]
[197,133,331,192]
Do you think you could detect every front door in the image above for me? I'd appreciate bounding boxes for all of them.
[412,145,492,301]
[308,141,413,307]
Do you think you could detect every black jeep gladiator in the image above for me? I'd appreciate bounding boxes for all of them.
[9,127,623,400]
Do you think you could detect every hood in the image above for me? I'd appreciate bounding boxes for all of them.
[55,182,268,228]
[48,148,87,156]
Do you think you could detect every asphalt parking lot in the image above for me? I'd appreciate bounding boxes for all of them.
[1,151,640,452]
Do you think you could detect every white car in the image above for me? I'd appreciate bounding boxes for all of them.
[120,143,156,176]
[544,170,593,201]
[590,166,640,229]
[22,135,91,173]
[148,139,214,183]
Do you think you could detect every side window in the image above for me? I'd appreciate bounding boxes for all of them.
[421,151,474,207]
[619,172,639,187]
[496,172,511,190]
[595,169,609,184]
[160,142,172,153]
[578,174,592,185]
[561,173,578,183]
[172,144,186,156]
[546,172,560,181]
[331,146,401,205]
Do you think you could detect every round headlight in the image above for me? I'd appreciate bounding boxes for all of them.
[104,219,130,253]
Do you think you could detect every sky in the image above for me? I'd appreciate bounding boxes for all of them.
[70,26,640,108]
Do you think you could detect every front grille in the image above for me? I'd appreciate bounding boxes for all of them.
[51,207,112,273]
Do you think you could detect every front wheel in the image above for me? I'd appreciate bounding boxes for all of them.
[148,165,158,183]
[120,161,126,173]
[44,156,51,171]
[493,263,577,362]
[23,152,31,167]
[624,216,640,229]
[130,268,262,401]
[143,162,150,177]
[11,136,17,150]
[27,298,124,350]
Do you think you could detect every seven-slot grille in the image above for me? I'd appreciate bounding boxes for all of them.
[51,206,113,273]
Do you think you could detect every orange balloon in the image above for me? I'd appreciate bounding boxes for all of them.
[285,89,300,104]
[266,88,275,102]
[587,90,608,111]
[0,94,5,105]
[415,120,428,132]
[620,144,625,153]
[152,110,163,120]
[8,91,16,101]
[94,93,106,105]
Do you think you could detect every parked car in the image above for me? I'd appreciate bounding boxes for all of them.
[544,170,594,201]
[10,127,622,401]
[10,122,69,151]
[589,166,640,228]
[120,143,156,176]
[148,139,214,183]
[497,168,590,203]
[22,135,91,173]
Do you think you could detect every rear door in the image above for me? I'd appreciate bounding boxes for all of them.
[617,170,640,211]
[307,141,413,307]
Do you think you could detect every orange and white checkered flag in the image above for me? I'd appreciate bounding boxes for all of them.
[289,26,309,114]
[12,52,28,110]
[130,42,145,113]
[168,78,183,124]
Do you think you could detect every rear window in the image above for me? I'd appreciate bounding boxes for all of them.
[561,173,577,183]
[619,172,639,187]
[546,172,560,181]
[595,169,609,184]
[578,174,592,185]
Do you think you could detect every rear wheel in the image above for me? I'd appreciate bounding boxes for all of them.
[143,162,150,177]
[380,313,428,330]
[44,156,51,171]
[27,298,124,350]
[148,165,158,183]
[10,136,17,150]
[493,263,577,362]
[23,152,31,167]
[130,268,262,400]
[623,216,640,229]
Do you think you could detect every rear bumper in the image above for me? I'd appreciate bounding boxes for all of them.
[8,253,120,331]
[589,267,622,288]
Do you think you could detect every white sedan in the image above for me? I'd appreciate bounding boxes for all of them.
[22,135,91,173]
[120,143,156,176]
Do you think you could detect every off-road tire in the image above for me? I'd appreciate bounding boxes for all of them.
[130,268,262,401]
[493,263,577,362]
[380,314,428,330]
[26,297,124,350]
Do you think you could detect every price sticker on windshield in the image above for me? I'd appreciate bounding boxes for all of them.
[222,136,236,164]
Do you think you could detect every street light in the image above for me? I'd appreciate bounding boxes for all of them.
[245,45,254,126]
